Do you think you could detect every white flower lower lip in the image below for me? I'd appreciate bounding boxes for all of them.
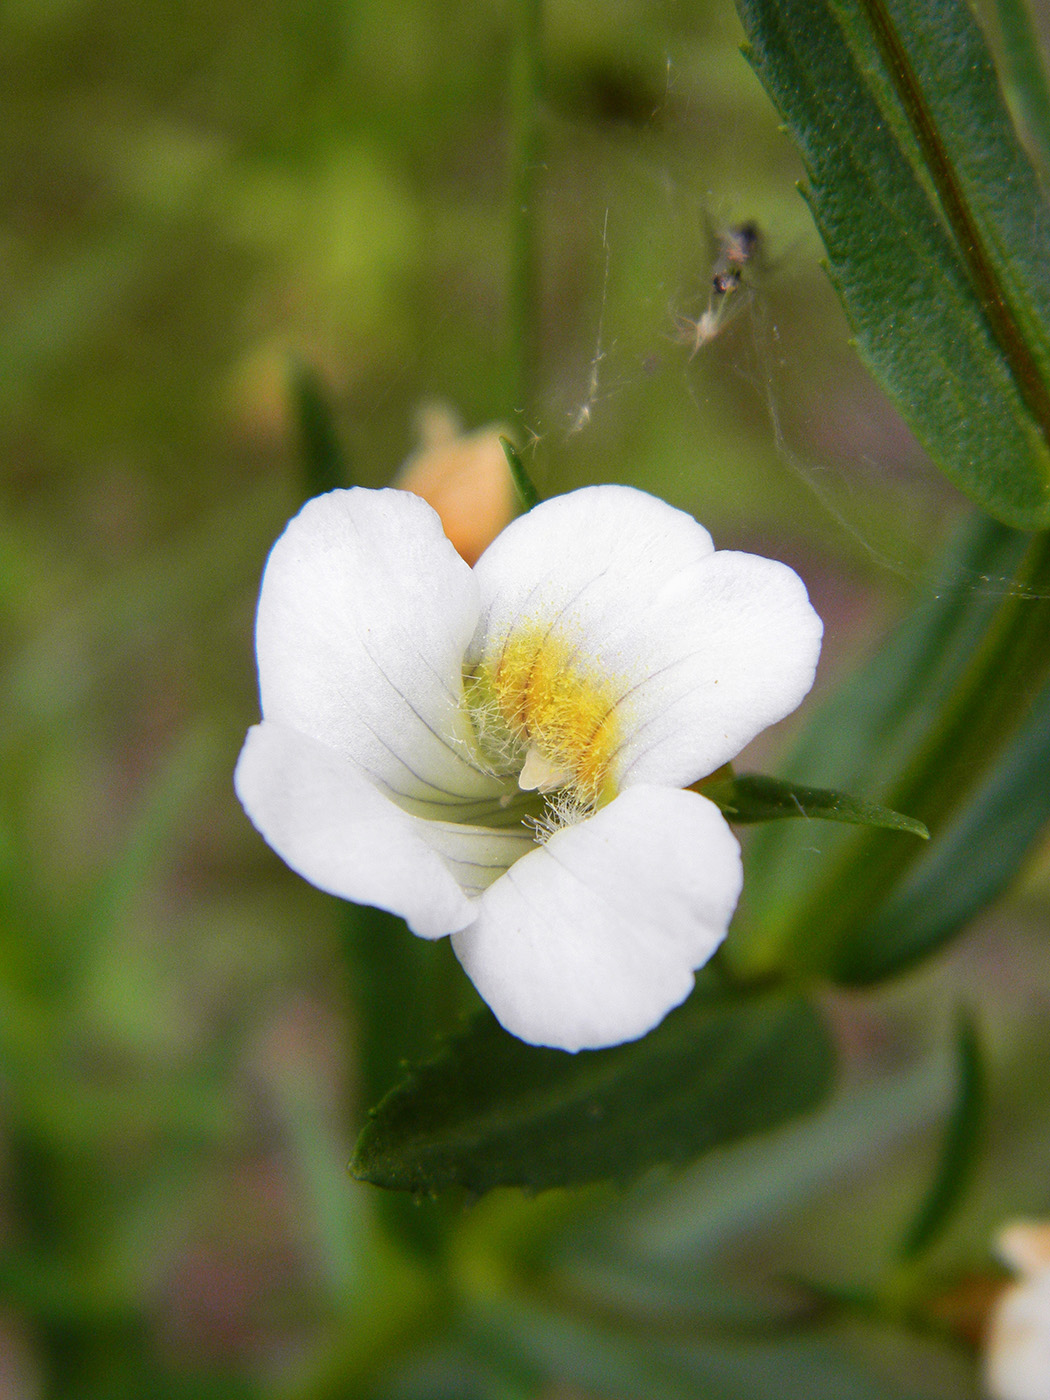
[235,483,823,1051]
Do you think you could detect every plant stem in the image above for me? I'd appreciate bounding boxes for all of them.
[509,0,544,428]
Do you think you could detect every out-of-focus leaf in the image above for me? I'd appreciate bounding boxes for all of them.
[1,479,287,730]
[993,0,1050,172]
[465,1295,975,1400]
[351,977,833,1196]
[733,514,1028,976]
[268,1031,372,1301]
[596,1052,950,1268]
[836,671,1050,983]
[897,1011,984,1261]
[289,356,349,497]
[75,728,217,943]
[732,516,1050,983]
[703,772,927,839]
[736,0,1050,527]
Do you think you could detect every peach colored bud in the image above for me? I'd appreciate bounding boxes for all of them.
[393,403,518,565]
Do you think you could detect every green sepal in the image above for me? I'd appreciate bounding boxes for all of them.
[288,355,350,498]
[702,772,928,839]
[351,974,834,1196]
[499,434,540,511]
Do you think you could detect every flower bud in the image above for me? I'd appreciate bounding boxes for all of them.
[393,403,517,565]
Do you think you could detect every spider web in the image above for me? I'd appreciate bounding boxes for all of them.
[517,48,1046,607]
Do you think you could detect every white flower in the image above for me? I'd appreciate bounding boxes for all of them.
[234,485,822,1051]
[986,1222,1050,1400]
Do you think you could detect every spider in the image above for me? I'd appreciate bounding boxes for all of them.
[674,221,763,357]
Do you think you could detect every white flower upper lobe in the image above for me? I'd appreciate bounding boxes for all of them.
[235,484,823,1051]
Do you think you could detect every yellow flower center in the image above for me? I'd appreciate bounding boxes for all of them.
[470,625,623,810]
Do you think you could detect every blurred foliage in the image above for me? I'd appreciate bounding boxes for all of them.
[2,0,1050,1395]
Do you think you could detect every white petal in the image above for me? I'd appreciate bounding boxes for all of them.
[470,485,714,669]
[613,549,824,787]
[420,819,537,896]
[469,485,822,789]
[451,786,742,1051]
[235,722,477,938]
[255,488,501,806]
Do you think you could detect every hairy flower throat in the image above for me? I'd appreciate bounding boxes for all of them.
[471,626,623,809]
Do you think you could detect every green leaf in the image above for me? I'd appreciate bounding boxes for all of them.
[835,668,1050,983]
[466,1296,974,1400]
[896,1010,984,1261]
[734,514,1024,974]
[736,0,1050,527]
[831,0,1050,391]
[702,773,927,839]
[732,515,1050,982]
[288,356,350,498]
[351,977,834,1196]
[993,0,1050,174]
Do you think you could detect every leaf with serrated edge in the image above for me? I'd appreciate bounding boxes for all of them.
[351,977,834,1196]
[736,0,1050,526]
[829,0,1050,398]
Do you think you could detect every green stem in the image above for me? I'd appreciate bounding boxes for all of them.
[509,0,544,427]
[785,527,1050,979]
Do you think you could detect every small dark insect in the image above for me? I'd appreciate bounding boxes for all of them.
[712,267,742,296]
[711,221,761,294]
[675,220,764,356]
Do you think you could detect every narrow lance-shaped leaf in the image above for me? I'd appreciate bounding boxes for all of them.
[730,513,1047,981]
[702,772,928,839]
[351,975,834,1196]
[835,666,1050,984]
[830,0,1050,397]
[790,528,1050,981]
[993,0,1050,174]
[467,1291,976,1400]
[735,0,1050,526]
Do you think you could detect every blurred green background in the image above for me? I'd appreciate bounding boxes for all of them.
[3,0,1050,1395]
